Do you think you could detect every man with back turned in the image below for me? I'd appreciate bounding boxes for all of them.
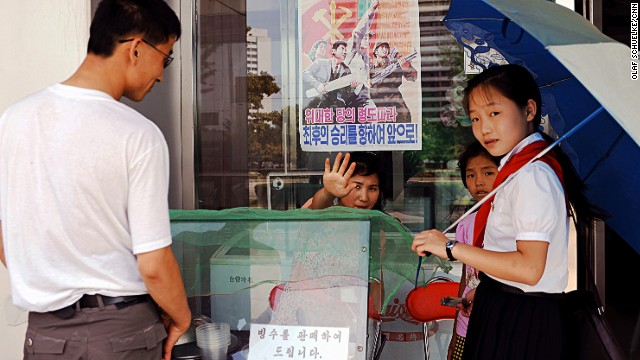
[0,1,191,359]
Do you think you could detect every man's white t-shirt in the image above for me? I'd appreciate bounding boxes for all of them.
[0,84,172,312]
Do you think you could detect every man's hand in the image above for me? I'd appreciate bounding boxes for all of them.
[163,323,189,360]
[137,247,191,360]
[399,55,411,70]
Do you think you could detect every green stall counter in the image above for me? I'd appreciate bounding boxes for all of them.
[170,207,450,359]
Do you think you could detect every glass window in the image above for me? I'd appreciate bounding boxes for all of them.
[189,2,638,359]
[194,0,474,233]
[192,2,472,358]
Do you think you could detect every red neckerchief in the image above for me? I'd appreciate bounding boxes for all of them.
[472,140,565,248]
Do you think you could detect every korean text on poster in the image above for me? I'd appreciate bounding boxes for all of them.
[298,0,422,152]
[248,324,349,359]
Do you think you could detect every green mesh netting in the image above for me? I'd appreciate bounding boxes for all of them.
[170,207,451,317]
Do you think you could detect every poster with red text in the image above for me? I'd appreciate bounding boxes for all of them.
[299,0,422,152]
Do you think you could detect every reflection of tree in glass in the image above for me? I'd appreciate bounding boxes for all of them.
[248,71,280,111]
[438,36,465,83]
[438,37,474,127]
[402,36,474,179]
[247,71,283,169]
[415,121,475,168]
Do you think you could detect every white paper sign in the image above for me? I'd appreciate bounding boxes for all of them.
[248,324,349,360]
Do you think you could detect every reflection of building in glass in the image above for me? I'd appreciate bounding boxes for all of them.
[418,0,461,123]
[247,28,274,112]
[247,28,271,74]
[195,2,249,210]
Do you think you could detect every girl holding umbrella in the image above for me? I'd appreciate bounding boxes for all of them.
[411,64,599,360]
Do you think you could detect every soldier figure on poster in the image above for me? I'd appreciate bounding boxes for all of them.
[368,41,418,123]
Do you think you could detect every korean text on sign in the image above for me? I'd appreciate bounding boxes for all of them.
[302,123,419,147]
[249,324,349,360]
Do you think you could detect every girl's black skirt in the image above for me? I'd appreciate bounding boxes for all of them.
[462,273,567,360]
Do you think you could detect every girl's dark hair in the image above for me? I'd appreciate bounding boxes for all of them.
[458,140,499,189]
[463,64,542,129]
[88,0,181,56]
[463,64,604,221]
[348,152,384,211]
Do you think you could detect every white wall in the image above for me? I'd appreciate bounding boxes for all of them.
[0,1,90,358]
[556,0,575,11]
[0,2,90,111]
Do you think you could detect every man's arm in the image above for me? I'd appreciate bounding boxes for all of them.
[399,56,418,82]
[137,246,191,360]
[0,221,5,267]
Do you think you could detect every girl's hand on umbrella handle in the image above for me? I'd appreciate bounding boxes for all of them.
[411,229,447,258]
[412,233,432,257]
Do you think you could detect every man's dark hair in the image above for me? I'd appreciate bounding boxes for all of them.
[331,40,348,51]
[88,0,181,56]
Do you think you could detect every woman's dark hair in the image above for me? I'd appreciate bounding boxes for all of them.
[88,0,181,56]
[458,140,499,189]
[463,64,604,221]
[348,152,385,211]
[309,40,328,62]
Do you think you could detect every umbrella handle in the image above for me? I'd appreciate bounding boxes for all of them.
[414,256,422,289]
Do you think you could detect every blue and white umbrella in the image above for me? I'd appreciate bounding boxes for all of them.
[443,0,640,253]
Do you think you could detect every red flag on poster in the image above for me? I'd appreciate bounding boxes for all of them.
[301,0,359,53]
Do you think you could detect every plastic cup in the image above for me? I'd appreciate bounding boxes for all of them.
[196,323,230,360]
[199,346,227,360]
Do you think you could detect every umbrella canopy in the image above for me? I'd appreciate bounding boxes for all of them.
[443,0,640,253]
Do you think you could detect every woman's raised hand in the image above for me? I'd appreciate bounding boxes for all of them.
[322,152,357,199]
